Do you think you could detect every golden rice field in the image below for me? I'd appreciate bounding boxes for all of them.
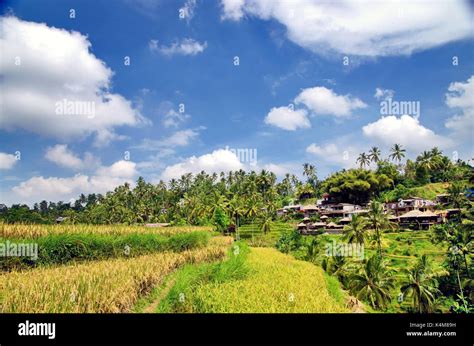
[192,247,348,313]
[0,236,232,313]
[0,223,213,239]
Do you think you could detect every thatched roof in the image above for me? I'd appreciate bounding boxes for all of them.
[399,210,437,218]
[309,222,326,228]
[297,222,307,228]
[320,215,329,219]
[326,222,338,228]
[339,217,351,223]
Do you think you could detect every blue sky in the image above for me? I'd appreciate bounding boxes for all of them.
[1,0,473,205]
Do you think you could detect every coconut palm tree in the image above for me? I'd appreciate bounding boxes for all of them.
[357,152,371,168]
[258,211,273,235]
[366,201,395,258]
[400,255,441,313]
[349,254,395,309]
[343,214,369,245]
[389,143,406,163]
[369,147,381,163]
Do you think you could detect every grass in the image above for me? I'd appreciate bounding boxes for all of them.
[155,241,249,313]
[380,182,451,202]
[0,223,213,239]
[238,222,294,247]
[0,236,233,313]
[158,246,348,313]
[0,231,211,270]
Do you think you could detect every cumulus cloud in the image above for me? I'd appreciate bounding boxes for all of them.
[149,38,207,56]
[444,75,474,141]
[0,17,146,145]
[160,149,244,181]
[10,160,137,205]
[163,109,190,128]
[295,86,366,117]
[179,0,197,23]
[306,142,358,168]
[45,144,99,170]
[220,0,245,20]
[264,106,310,131]
[362,115,452,151]
[0,153,18,170]
[220,0,473,57]
[374,88,395,100]
[134,128,203,151]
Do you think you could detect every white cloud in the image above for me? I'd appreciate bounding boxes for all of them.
[220,0,245,20]
[445,75,474,141]
[0,153,18,170]
[45,144,99,170]
[362,114,452,151]
[95,160,137,178]
[374,88,395,100]
[163,109,190,128]
[295,86,366,117]
[179,0,197,22]
[264,106,310,130]
[306,142,358,168]
[160,149,244,181]
[0,17,146,145]
[149,38,207,56]
[134,128,202,151]
[220,0,473,57]
[9,160,138,205]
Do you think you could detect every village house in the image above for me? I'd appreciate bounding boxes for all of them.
[385,197,436,215]
[324,222,344,234]
[398,209,441,230]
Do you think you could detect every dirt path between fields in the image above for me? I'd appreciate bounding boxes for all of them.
[143,277,177,313]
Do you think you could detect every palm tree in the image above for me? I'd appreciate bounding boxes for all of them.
[349,254,395,309]
[258,211,273,235]
[400,255,440,313]
[356,152,371,168]
[389,144,406,163]
[343,214,369,245]
[366,201,395,258]
[447,181,467,210]
[369,147,381,163]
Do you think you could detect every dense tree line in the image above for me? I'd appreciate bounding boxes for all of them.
[1,145,472,228]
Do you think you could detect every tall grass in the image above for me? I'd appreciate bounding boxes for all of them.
[0,231,210,271]
[157,242,249,313]
[0,223,213,239]
[0,236,233,313]
[159,246,348,313]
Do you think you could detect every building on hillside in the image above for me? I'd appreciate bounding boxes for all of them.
[320,203,362,218]
[435,194,450,205]
[301,204,319,216]
[385,197,437,215]
[398,209,441,230]
[56,216,68,223]
[434,209,461,222]
[324,222,344,234]
[338,217,351,225]
[308,221,326,230]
